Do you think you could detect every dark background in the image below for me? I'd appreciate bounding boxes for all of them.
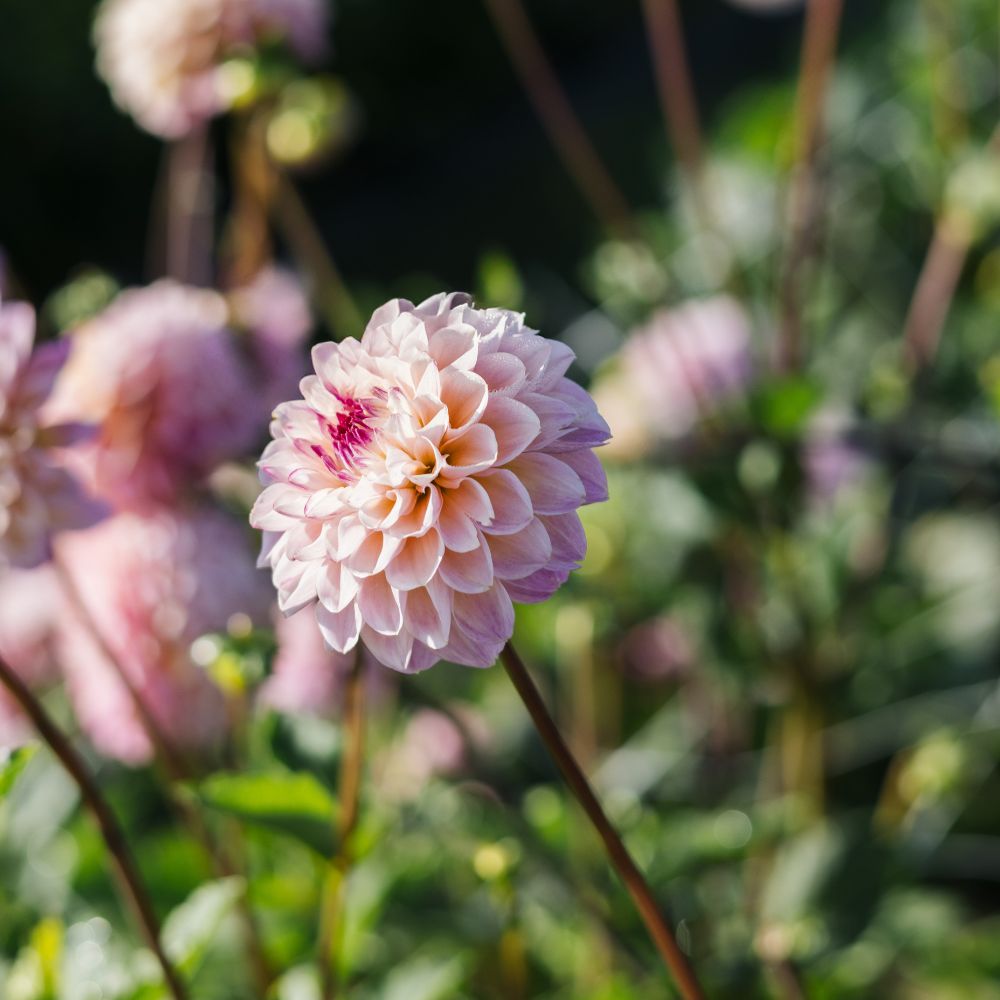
[0,0,871,308]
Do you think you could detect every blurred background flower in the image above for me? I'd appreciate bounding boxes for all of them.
[94,0,329,137]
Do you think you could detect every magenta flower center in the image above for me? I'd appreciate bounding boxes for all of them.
[314,392,377,478]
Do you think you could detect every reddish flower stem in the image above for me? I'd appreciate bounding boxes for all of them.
[639,0,712,231]
[318,648,367,999]
[901,125,1000,375]
[167,125,215,287]
[481,0,636,239]
[0,653,187,1000]
[500,643,706,1000]
[777,0,844,372]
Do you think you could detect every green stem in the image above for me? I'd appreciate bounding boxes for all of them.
[318,649,367,999]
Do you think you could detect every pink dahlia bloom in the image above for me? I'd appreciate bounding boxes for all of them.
[0,567,63,749]
[48,281,269,509]
[252,292,610,673]
[0,299,103,569]
[94,0,330,138]
[595,296,753,456]
[57,505,271,765]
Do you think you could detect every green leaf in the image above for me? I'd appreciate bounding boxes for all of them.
[0,745,37,799]
[380,955,467,1000]
[163,877,244,978]
[752,376,823,436]
[196,771,338,856]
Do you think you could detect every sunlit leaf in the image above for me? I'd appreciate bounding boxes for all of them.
[196,771,338,856]
[163,876,244,977]
[0,745,37,799]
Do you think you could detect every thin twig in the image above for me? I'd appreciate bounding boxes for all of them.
[777,0,844,371]
[270,173,364,339]
[481,0,635,239]
[224,116,277,288]
[900,214,972,374]
[318,648,367,999]
[500,643,706,1000]
[639,0,712,232]
[901,125,1000,374]
[0,654,187,1000]
[167,126,215,286]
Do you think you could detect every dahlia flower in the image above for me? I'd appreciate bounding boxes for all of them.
[48,280,276,509]
[594,296,753,456]
[252,292,610,673]
[0,299,103,569]
[94,0,330,138]
[57,505,272,765]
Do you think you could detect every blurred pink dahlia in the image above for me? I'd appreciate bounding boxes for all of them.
[252,292,610,673]
[48,280,274,509]
[94,0,330,138]
[0,299,103,569]
[595,296,753,456]
[57,505,272,765]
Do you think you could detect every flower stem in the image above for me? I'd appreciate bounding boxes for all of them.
[167,125,215,287]
[900,125,1000,375]
[0,654,187,1000]
[480,0,636,240]
[318,648,367,999]
[270,172,365,339]
[500,643,705,1000]
[639,0,711,230]
[777,0,844,372]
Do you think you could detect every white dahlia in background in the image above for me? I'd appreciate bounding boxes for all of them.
[0,298,103,569]
[94,0,330,138]
[252,292,610,673]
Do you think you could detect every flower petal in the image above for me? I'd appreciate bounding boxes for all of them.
[482,395,540,464]
[357,573,403,635]
[505,452,585,515]
[385,528,444,591]
[486,517,552,580]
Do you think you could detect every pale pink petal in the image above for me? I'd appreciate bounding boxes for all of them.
[438,536,494,594]
[357,573,403,635]
[482,395,540,464]
[385,529,445,591]
[486,517,552,580]
[475,470,533,534]
[506,452,585,515]
[316,601,363,652]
